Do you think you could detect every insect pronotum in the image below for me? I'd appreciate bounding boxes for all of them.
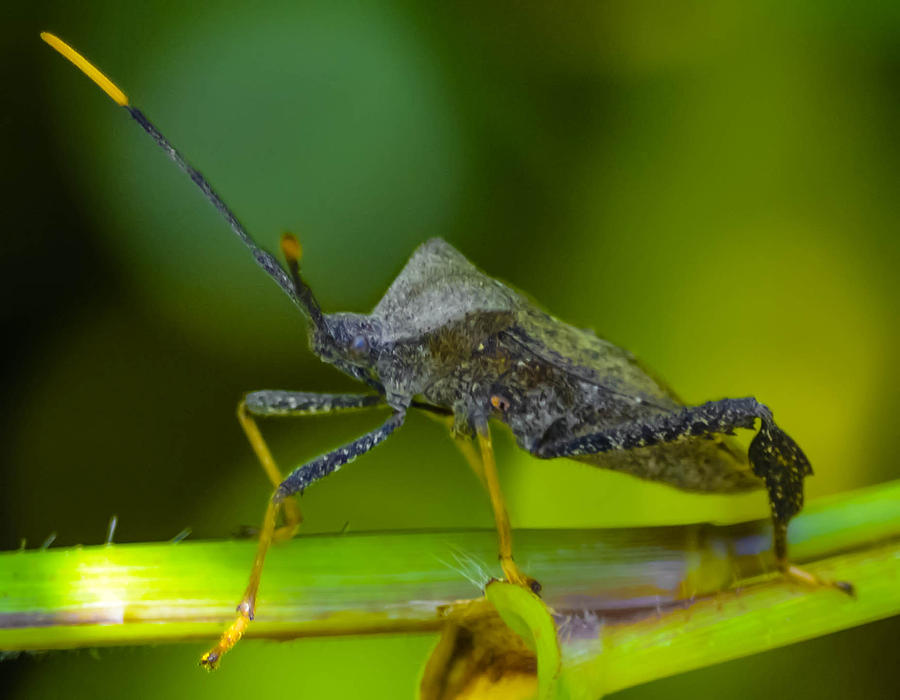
[41,32,853,670]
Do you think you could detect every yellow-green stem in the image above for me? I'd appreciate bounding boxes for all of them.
[0,481,897,696]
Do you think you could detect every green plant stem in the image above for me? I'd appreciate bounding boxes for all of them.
[1,481,897,693]
[559,536,898,698]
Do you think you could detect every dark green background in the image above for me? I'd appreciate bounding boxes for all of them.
[3,1,898,697]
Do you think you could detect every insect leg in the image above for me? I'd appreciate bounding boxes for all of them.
[475,421,539,592]
[239,391,384,539]
[245,390,384,417]
[537,397,852,595]
[200,409,406,670]
[424,413,537,589]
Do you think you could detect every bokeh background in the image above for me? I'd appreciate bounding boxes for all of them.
[3,1,898,698]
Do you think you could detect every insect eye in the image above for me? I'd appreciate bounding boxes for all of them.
[350,335,369,356]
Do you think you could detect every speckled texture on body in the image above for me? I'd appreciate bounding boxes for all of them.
[238,238,810,549]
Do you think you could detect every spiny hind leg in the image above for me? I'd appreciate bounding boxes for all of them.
[474,421,539,592]
[538,397,853,596]
[200,410,406,670]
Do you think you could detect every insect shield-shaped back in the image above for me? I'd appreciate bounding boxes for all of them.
[302,239,518,407]
[361,239,521,410]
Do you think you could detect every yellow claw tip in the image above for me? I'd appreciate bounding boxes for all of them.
[198,652,220,671]
[41,31,129,107]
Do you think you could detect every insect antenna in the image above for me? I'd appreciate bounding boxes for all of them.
[40,32,327,333]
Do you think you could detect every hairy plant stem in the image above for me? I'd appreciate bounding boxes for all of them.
[1,481,897,694]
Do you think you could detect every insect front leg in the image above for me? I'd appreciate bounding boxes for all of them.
[537,397,853,595]
[200,408,405,670]
[238,391,384,541]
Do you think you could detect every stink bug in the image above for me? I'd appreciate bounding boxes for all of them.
[41,32,852,670]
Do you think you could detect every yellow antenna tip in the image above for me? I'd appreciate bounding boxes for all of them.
[41,32,129,107]
[280,233,303,264]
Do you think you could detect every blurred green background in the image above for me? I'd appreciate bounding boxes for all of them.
[3,1,898,698]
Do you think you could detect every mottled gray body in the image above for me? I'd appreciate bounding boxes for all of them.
[319,238,758,494]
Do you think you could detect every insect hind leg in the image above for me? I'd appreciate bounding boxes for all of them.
[537,397,853,596]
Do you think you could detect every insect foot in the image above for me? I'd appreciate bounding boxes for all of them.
[199,601,253,671]
[498,559,542,596]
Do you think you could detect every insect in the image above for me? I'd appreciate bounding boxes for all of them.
[42,32,852,670]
